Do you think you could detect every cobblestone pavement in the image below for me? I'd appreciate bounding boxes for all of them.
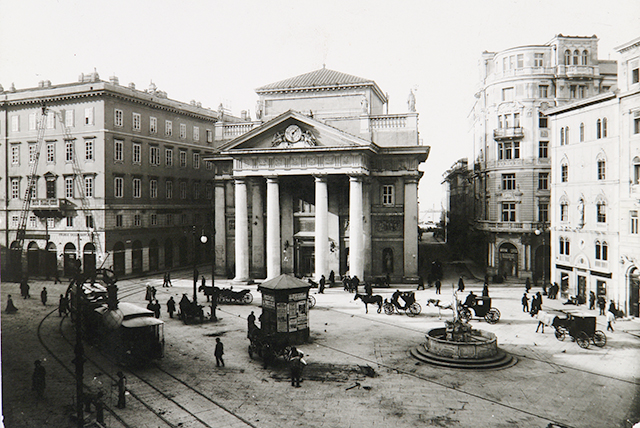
[2,270,639,428]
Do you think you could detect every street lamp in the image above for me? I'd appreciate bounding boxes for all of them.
[192,226,207,304]
[534,222,548,295]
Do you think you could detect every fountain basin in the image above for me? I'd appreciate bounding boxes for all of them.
[426,327,497,359]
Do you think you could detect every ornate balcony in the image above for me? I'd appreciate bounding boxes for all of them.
[31,198,71,218]
[493,127,524,140]
[476,220,536,233]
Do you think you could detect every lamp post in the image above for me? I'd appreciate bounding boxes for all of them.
[534,222,548,295]
[192,226,207,304]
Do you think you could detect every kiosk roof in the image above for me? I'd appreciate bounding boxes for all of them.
[259,274,311,291]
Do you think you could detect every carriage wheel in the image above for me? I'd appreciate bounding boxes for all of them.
[459,308,471,322]
[242,293,253,304]
[383,302,394,315]
[593,330,607,348]
[576,331,590,349]
[485,308,500,324]
[407,303,421,317]
[555,328,566,341]
[307,295,316,308]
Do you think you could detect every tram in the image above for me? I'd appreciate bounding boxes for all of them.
[67,269,164,363]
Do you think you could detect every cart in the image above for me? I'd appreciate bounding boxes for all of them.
[458,296,500,324]
[248,329,293,368]
[553,311,606,349]
[383,291,421,317]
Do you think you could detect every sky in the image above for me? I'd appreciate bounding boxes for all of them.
[1,0,638,215]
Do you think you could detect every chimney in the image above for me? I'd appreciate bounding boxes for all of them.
[109,75,119,85]
[128,82,136,90]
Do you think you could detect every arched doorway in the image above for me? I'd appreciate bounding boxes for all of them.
[179,237,188,267]
[498,242,518,278]
[629,267,639,318]
[113,242,125,277]
[164,239,173,269]
[9,241,22,280]
[63,243,77,277]
[27,242,40,275]
[132,240,143,273]
[534,244,550,285]
[46,242,57,279]
[149,239,159,272]
[83,243,96,277]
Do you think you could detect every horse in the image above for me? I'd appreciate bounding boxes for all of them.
[426,299,455,319]
[354,293,383,314]
[198,285,221,302]
[533,310,560,333]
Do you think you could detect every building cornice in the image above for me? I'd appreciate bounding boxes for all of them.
[545,91,617,115]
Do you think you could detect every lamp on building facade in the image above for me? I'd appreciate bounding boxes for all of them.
[534,222,549,294]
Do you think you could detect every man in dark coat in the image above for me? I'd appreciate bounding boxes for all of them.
[40,287,48,306]
[288,347,305,387]
[247,311,257,338]
[5,295,18,314]
[457,276,465,292]
[59,294,69,316]
[20,279,30,299]
[435,279,442,295]
[214,338,224,367]
[351,276,360,294]
[318,275,326,294]
[167,296,176,318]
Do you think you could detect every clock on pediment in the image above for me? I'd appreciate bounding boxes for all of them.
[272,125,317,148]
[285,125,302,143]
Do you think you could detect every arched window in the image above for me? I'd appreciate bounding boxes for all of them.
[596,201,607,223]
[561,163,568,182]
[580,123,584,142]
[560,127,565,145]
[560,201,569,222]
[603,117,608,137]
[573,50,579,65]
[565,50,571,65]
[565,126,569,144]
[559,237,571,255]
[633,156,640,184]
[581,50,588,65]
[597,158,606,180]
[595,241,609,261]
[596,119,602,139]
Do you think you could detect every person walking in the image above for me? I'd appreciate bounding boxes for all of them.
[201,275,206,289]
[114,371,127,409]
[215,338,224,367]
[589,291,596,310]
[435,279,442,295]
[167,296,176,319]
[525,277,532,293]
[5,295,18,314]
[20,278,30,299]
[522,293,529,313]
[32,360,46,399]
[151,299,161,318]
[351,275,360,294]
[145,284,153,302]
[40,287,48,306]
[457,276,465,293]
[288,347,306,387]
[163,271,172,287]
[58,294,69,317]
[598,296,606,316]
[318,275,326,294]
[482,283,490,297]
[329,270,335,288]
[247,311,256,338]
[606,309,615,332]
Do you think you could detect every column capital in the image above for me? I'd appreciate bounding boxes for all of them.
[234,177,247,185]
[265,176,279,183]
[348,174,365,183]
[313,174,328,182]
[404,176,420,185]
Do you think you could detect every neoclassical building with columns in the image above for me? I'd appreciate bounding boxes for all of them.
[209,68,430,283]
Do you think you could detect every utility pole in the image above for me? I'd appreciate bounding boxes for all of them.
[72,261,84,427]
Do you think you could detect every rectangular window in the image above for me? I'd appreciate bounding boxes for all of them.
[517,54,523,68]
[538,203,548,222]
[86,215,94,229]
[193,152,200,169]
[502,173,516,190]
[150,179,158,198]
[206,182,213,200]
[501,141,519,159]
[193,126,199,141]
[206,129,213,143]
[65,177,74,198]
[382,185,394,205]
[502,87,514,101]
[180,123,187,139]
[539,141,548,158]
[631,211,639,234]
[29,113,37,130]
[85,139,94,161]
[193,182,200,199]
[65,141,74,162]
[559,238,565,255]
[46,111,56,129]
[538,172,549,190]
[166,180,173,199]
[30,215,37,228]
[47,143,55,163]
[151,214,158,226]
[114,109,123,127]
[501,202,516,222]
[66,216,74,227]
[597,203,606,223]
[11,115,20,132]
[47,217,54,228]
[114,139,124,162]
[133,178,141,198]
[634,113,640,134]
[560,204,568,222]
[165,120,172,136]
[597,160,606,180]
[513,113,520,128]
[539,85,548,98]
[134,214,141,227]
[206,160,213,170]
[498,143,504,160]
[132,113,141,131]
[116,214,123,227]
[85,107,94,125]
[11,215,19,228]
[165,148,173,166]
[65,109,74,127]
[166,214,173,225]
[561,164,568,182]
[534,53,544,67]
[114,177,123,198]
[539,113,548,128]
[150,146,160,165]
[85,176,93,197]
[150,117,157,134]
[11,145,19,165]
[29,143,37,163]
[180,151,187,167]
[11,178,20,199]
[133,143,141,164]
[509,55,514,70]
[180,182,187,199]
[633,68,639,84]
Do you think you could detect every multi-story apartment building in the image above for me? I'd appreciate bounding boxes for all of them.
[442,159,476,258]
[547,36,640,316]
[471,34,617,283]
[0,72,245,280]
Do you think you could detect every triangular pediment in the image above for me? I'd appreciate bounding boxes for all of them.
[220,111,372,153]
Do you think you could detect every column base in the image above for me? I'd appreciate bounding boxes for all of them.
[233,278,255,285]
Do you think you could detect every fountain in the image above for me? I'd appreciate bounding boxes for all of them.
[411,293,516,369]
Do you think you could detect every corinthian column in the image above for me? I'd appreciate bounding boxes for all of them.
[349,175,364,280]
[266,177,281,279]
[315,176,329,281]
[234,178,250,282]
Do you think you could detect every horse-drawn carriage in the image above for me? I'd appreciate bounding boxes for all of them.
[248,328,293,368]
[179,295,205,323]
[458,296,500,324]
[216,287,253,304]
[553,311,606,349]
[383,291,422,317]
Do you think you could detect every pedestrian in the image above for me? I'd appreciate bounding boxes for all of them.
[58,294,68,317]
[342,275,350,292]
[435,279,441,295]
[522,293,529,312]
[40,287,48,306]
[201,275,206,289]
[318,275,326,294]
[525,277,532,293]
[288,347,306,387]
[32,360,46,399]
[482,283,490,297]
[351,275,360,294]
[417,275,425,291]
[194,268,199,284]
[606,309,615,332]
[329,270,335,287]
[589,291,596,310]
[247,311,256,338]
[163,271,172,287]
[114,371,126,409]
[20,278,30,299]
[457,276,465,292]
[598,296,606,316]
[5,295,18,314]
[145,284,153,302]
[364,281,373,296]
[214,338,224,367]
[530,292,542,315]
[167,296,176,318]
[151,299,160,318]
[151,286,157,301]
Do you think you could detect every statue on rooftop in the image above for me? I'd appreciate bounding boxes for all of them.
[408,89,416,112]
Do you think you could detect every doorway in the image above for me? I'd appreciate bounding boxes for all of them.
[295,243,314,277]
